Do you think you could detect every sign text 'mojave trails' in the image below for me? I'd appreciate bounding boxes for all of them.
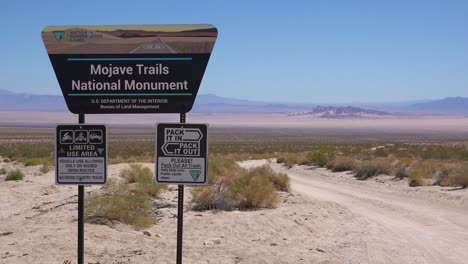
[42,24,217,114]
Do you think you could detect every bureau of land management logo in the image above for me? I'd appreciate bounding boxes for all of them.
[53,31,65,41]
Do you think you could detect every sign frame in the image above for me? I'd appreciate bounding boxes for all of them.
[55,124,108,185]
[155,123,208,185]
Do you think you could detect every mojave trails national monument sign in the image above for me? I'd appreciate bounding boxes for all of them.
[42,25,217,114]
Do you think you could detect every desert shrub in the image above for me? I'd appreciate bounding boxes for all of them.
[275,152,309,168]
[328,157,359,172]
[24,158,42,166]
[0,168,6,175]
[229,171,277,209]
[40,165,50,174]
[0,143,53,166]
[191,157,286,210]
[394,166,408,179]
[3,158,10,163]
[249,165,290,192]
[374,147,389,158]
[437,162,468,188]
[307,146,336,167]
[85,179,154,229]
[276,157,286,164]
[5,169,24,181]
[409,177,427,187]
[120,164,152,183]
[191,183,233,211]
[191,157,243,210]
[354,159,391,180]
[407,160,440,180]
[136,169,166,198]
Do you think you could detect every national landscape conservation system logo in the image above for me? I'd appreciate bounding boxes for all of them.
[53,31,65,41]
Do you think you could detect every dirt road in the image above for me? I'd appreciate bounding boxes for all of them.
[240,160,468,264]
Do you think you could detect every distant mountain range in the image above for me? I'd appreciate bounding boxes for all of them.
[289,106,395,119]
[408,97,468,114]
[1,89,468,116]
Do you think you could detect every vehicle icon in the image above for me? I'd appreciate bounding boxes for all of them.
[89,133,102,141]
[62,132,72,142]
[60,130,74,144]
[76,133,86,142]
[74,130,88,144]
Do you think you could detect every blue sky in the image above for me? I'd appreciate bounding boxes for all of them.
[2,0,468,103]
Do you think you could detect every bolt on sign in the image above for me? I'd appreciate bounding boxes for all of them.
[56,125,107,184]
[156,123,208,185]
[41,25,218,114]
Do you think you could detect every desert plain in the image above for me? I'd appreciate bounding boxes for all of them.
[1,113,468,264]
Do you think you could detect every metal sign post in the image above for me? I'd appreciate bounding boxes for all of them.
[177,111,186,264]
[78,114,85,264]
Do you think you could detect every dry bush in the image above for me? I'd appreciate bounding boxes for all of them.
[85,179,155,229]
[191,157,287,210]
[407,160,440,180]
[409,176,427,187]
[328,157,359,172]
[438,162,468,188]
[354,158,391,180]
[394,166,409,179]
[275,152,309,168]
[0,168,6,175]
[407,160,449,187]
[229,171,277,209]
[136,170,167,198]
[119,164,152,183]
[191,157,244,211]
[40,165,50,174]
[249,165,290,192]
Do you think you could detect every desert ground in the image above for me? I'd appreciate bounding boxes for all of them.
[1,114,468,263]
[1,157,468,263]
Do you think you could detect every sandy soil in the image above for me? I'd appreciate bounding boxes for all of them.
[2,158,468,263]
[1,161,364,264]
[239,159,468,264]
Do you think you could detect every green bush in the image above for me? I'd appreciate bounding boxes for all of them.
[85,179,154,229]
[5,169,24,181]
[0,168,6,175]
[24,158,42,166]
[307,146,336,167]
[120,164,152,183]
[3,158,10,163]
[136,170,166,198]
[354,159,391,180]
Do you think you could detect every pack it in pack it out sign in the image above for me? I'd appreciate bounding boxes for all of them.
[56,124,107,184]
[41,24,218,114]
[156,123,208,185]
